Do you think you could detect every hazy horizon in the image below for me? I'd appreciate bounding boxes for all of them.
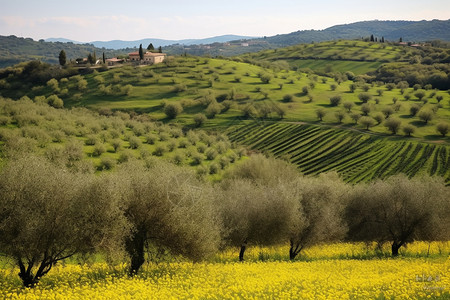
[1,0,449,42]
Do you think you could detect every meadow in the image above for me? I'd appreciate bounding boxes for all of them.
[226,122,450,184]
[1,242,449,299]
[1,52,448,183]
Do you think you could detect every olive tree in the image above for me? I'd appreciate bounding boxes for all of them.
[220,155,303,261]
[219,179,301,261]
[288,173,348,260]
[115,160,221,275]
[384,117,401,134]
[164,102,183,119]
[346,175,450,256]
[418,109,433,124]
[360,116,376,130]
[436,122,449,137]
[0,156,127,287]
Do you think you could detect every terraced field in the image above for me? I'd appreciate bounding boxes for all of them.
[227,122,450,184]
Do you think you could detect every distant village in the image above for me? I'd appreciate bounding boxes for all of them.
[75,47,166,67]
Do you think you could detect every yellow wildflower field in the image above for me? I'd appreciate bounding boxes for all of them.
[1,243,448,299]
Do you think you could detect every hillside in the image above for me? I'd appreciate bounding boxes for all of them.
[163,19,450,56]
[0,35,127,68]
[237,40,450,88]
[1,56,448,183]
[263,20,450,47]
[0,97,243,177]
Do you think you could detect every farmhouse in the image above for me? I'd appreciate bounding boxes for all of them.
[128,51,166,64]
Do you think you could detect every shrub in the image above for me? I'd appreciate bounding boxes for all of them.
[417,110,433,124]
[260,73,273,84]
[350,113,361,124]
[47,95,64,108]
[358,93,372,103]
[191,153,204,165]
[128,136,142,149]
[209,162,220,174]
[335,111,346,123]
[172,84,187,93]
[373,112,384,124]
[283,94,294,102]
[409,104,420,116]
[315,108,326,121]
[172,151,185,165]
[386,83,396,91]
[194,113,207,127]
[164,103,183,119]
[206,102,223,119]
[85,134,98,146]
[402,124,416,137]
[205,148,218,160]
[343,101,353,112]
[302,86,310,95]
[361,103,371,116]
[329,95,342,106]
[381,107,394,119]
[99,157,116,170]
[436,122,449,137]
[145,133,158,145]
[92,143,106,157]
[153,144,167,156]
[111,139,122,152]
[384,118,401,134]
[360,116,376,130]
[414,91,426,101]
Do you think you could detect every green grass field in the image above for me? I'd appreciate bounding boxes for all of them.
[288,59,383,75]
[226,121,450,184]
[2,53,449,182]
[23,56,448,140]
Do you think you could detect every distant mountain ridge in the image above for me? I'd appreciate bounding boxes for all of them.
[261,20,450,46]
[45,35,256,49]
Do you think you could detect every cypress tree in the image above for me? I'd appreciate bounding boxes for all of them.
[158,46,162,53]
[139,44,144,60]
[58,50,66,66]
[147,43,154,51]
[102,52,106,64]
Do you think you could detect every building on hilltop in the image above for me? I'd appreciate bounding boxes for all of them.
[128,51,166,64]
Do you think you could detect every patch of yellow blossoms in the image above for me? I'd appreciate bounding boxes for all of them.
[0,242,448,299]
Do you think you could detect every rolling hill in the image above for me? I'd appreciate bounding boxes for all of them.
[1,52,448,183]
[163,19,450,56]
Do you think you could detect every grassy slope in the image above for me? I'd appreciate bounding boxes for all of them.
[226,122,450,184]
[237,40,450,77]
[0,98,244,180]
[51,57,449,139]
[2,54,449,183]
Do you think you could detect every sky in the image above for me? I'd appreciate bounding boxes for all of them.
[1,0,449,42]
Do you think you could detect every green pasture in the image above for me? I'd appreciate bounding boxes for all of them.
[226,122,450,184]
[2,54,449,182]
[43,56,449,140]
[289,59,383,75]
[240,40,408,64]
